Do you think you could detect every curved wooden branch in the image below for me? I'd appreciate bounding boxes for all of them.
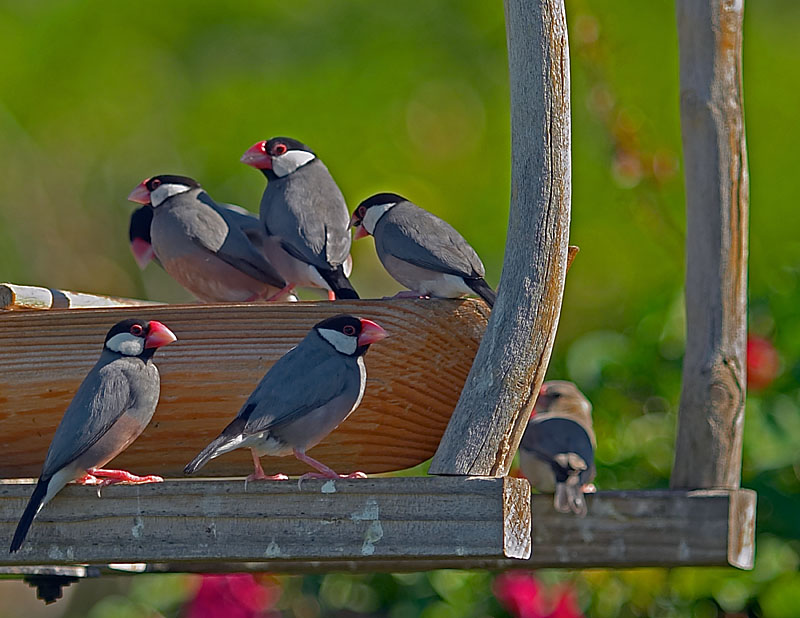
[430,0,571,476]
[671,0,749,489]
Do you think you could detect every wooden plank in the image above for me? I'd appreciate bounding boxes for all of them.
[430,0,571,476]
[0,284,161,311]
[0,299,488,477]
[0,477,531,565]
[0,488,750,572]
[671,0,749,489]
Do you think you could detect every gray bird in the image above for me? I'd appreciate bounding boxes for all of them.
[349,193,496,307]
[184,314,387,481]
[10,318,177,552]
[128,175,288,302]
[241,138,359,300]
[519,380,596,517]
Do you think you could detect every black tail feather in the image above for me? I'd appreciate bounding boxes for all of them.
[184,416,249,475]
[466,278,496,308]
[10,478,49,553]
[319,265,359,299]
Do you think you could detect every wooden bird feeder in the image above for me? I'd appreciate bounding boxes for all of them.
[0,0,754,603]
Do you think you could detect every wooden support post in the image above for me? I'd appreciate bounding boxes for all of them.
[672,0,749,489]
[430,0,571,476]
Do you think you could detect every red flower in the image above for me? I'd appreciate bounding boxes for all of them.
[747,335,780,390]
[493,573,584,618]
[184,574,280,618]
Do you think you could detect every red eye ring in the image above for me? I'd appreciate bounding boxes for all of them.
[343,325,356,336]
[273,143,287,156]
[150,178,161,189]
[130,324,144,336]
[358,206,367,217]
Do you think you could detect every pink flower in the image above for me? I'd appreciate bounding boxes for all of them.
[184,574,280,618]
[493,573,584,618]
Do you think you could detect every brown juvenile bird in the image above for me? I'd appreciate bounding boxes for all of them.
[519,380,596,516]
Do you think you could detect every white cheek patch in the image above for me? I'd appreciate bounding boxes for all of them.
[317,328,358,355]
[150,183,192,207]
[272,150,316,177]
[105,332,145,356]
[363,202,397,234]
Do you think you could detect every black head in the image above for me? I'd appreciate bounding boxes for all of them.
[145,174,201,192]
[104,319,177,359]
[534,380,592,419]
[350,193,408,235]
[313,314,387,357]
[265,137,314,157]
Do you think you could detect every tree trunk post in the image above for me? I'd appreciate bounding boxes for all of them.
[671,0,749,489]
[430,0,571,476]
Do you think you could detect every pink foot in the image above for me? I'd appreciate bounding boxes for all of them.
[244,450,289,489]
[327,290,336,301]
[293,449,368,487]
[88,468,164,486]
[265,284,296,302]
[74,473,102,486]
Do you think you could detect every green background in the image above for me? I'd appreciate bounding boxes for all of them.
[0,0,798,616]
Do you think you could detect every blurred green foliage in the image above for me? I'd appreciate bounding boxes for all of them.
[0,0,798,616]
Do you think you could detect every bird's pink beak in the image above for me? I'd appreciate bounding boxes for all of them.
[128,180,151,204]
[130,238,155,270]
[241,141,272,169]
[358,319,388,346]
[145,321,177,349]
[352,223,370,241]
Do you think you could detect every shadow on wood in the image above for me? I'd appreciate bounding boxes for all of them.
[0,299,489,478]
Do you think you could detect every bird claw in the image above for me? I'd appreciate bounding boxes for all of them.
[297,471,368,489]
[244,472,289,491]
[583,483,597,494]
[386,291,428,300]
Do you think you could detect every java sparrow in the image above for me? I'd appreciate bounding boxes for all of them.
[10,319,177,552]
[349,193,496,307]
[129,205,157,270]
[240,137,359,300]
[519,381,596,517]
[128,175,289,302]
[184,315,387,482]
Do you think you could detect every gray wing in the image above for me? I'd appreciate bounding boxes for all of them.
[377,203,485,279]
[219,203,264,245]
[195,193,285,287]
[262,161,351,270]
[41,362,131,479]
[236,342,352,437]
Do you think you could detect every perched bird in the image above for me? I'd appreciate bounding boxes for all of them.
[349,193,496,307]
[129,205,157,270]
[184,314,387,482]
[128,175,288,302]
[519,380,596,516]
[240,137,358,300]
[10,319,177,552]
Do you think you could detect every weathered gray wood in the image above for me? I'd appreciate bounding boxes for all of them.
[0,477,531,565]
[430,0,571,476]
[672,0,749,489]
[0,299,488,477]
[0,283,160,311]
[0,486,756,574]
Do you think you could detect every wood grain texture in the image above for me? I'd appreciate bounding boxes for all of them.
[430,0,571,476]
[0,300,488,478]
[0,284,160,311]
[672,0,749,489]
[0,477,530,565]
[1,488,751,572]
